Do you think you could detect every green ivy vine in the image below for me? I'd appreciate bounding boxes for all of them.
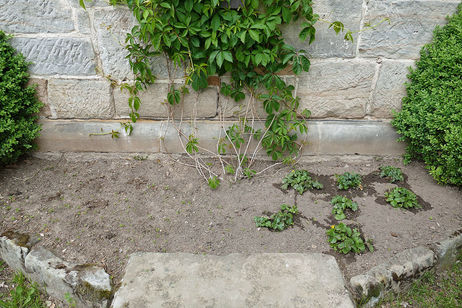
[80,0,367,179]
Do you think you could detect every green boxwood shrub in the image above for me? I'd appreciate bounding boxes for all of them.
[0,31,43,165]
[392,4,462,186]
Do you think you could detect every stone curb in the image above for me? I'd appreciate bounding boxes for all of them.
[36,119,405,155]
[350,231,462,307]
[0,231,113,308]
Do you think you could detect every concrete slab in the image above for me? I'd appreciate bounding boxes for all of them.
[111,253,354,308]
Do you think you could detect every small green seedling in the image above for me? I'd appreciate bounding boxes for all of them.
[243,168,256,179]
[326,223,371,254]
[335,172,362,190]
[0,272,45,308]
[207,176,220,190]
[331,196,358,220]
[282,170,323,195]
[385,187,421,209]
[255,204,298,231]
[379,166,404,183]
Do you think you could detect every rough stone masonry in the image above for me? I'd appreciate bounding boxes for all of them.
[0,0,459,153]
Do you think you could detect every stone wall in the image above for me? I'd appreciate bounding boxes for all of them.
[0,0,459,154]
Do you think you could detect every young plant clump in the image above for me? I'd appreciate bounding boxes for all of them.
[0,272,45,308]
[254,204,298,231]
[391,4,462,186]
[0,31,43,165]
[335,172,362,190]
[385,187,421,209]
[281,169,323,195]
[379,165,404,183]
[331,196,358,221]
[326,223,370,254]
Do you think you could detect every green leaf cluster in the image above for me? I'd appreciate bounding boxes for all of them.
[281,169,323,194]
[379,165,404,183]
[331,196,358,221]
[391,4,462,186]
[326,223,366,254]
[385,187,421,209]
[254,204,298,231]
[0,31,43,166]
[335,172,362,190]
[207,176,221,189]
[0,272,45,308]
[81,0,345,162]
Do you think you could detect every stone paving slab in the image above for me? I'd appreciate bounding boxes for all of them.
[111,253,354,308]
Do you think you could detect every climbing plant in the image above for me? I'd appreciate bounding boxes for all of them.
[80,0,382,183]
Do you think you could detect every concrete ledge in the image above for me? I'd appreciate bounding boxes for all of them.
[37,119,405,155]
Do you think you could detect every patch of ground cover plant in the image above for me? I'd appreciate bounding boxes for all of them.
[281,169,323,194]
[336,172,362,190]
[0,31,43,166]
[385,187,421,209]
[392,4,462,187]
[379,166,404,183]
[330,196,358,221]
[0,271,45,308]
[254,204,299,231]
[378,253,462,308]
[326,223,372,254]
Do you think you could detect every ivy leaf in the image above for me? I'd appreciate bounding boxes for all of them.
[300,55,310,72]
[223,51,233,63]
[211,15,221,32]
[344,31,354,42]
[216,51,224,68]
[153,33,161,50]
[282,7,292,23]
[79,0,86,9]
[240,31,246,44]
[134,96,141,110]
[248,29,260,42]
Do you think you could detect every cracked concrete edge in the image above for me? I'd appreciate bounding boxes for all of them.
[0,231,113,308]
[350,231,462,306]
[36,119,405,155]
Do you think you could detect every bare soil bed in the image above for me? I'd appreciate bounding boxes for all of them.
[1,153,461,284]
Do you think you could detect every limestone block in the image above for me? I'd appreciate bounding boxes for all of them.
[372,60,414,118]
[359,0,460,59]
[281,0,362,58]
[77,10,92,35]
[48,79,113,119]
[93,9,136,80]
[69,0,111,8]
[297,60,376,118]
[75,265,112,307]
[93,9,182,80]
[0,234,30,273]
[114,83,217,119]
[11,37,96,76]
[434,233,462,270]
[0,0,74,33]
[24,247,77,302]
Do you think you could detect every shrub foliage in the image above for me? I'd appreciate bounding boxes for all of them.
[392,4,462,186]
[0,31,42,165]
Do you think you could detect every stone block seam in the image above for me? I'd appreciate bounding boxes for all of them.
[0,231,113,308]
[349,230,462,307]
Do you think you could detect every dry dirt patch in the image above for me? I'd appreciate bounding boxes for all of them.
[1,153,461,284]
